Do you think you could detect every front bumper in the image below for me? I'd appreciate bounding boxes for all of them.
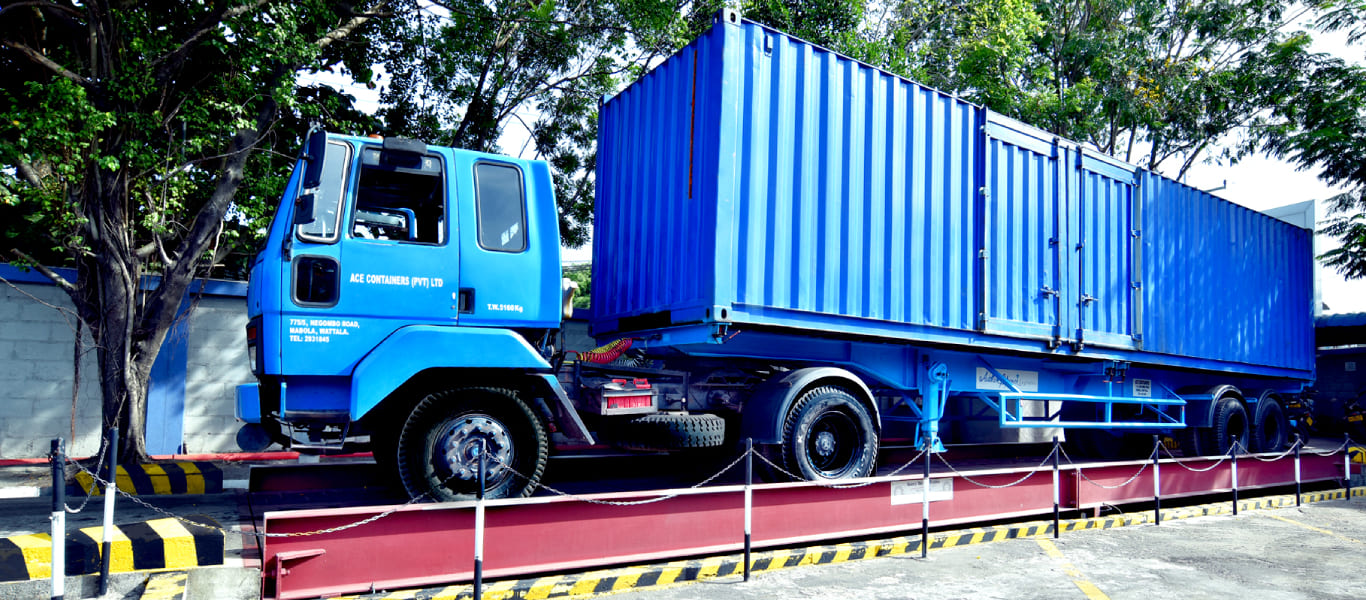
[235,383,262,423]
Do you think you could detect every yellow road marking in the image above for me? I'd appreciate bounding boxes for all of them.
[141,571,188,600]
[180,463,205,494]
[1263,514,1365,544]
[1036,539,1109,600]
[655,565,683,585]
[143,464,173,495]
[522,575,563,600]
[8,533,52,578]
[144,518,196,568]
[77,524,134,573]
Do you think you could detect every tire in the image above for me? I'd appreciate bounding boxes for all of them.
[1252,397,1288,453]
[614,413,726,452]
[1211,395,1251,456]
[396,387,548,502]
[1178,426,1216,458]
[781,386,879,481]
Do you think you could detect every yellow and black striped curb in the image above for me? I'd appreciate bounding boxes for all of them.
[74,462,224,496]
[140,570,189,600]
[0,515,223,582]
[342,487,1365,600]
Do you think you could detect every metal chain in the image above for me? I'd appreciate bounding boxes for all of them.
[1246,439,1300,462]
[494,450,751,506]
[751,447,932,489]
[59,447,107,514]
[65,457,437,538]
[933,449,1055,489]
[1308,438,1351,457]
[1157,444,1229,472]
[1059,444,1155,489]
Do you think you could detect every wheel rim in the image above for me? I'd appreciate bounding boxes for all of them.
[805,409,860,478]
[430,414,515,491]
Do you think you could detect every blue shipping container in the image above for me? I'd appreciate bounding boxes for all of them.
[592,13,1314,381]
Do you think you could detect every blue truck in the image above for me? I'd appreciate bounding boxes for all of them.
[235,11,1316,501]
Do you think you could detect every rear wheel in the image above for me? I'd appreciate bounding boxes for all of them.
[1211,395,1250,455]
[397,387,548,502]
[1252,397,1288,453]
[781,386,878,481]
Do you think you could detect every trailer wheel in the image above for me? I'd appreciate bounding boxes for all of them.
[396,387,548,502]
[1252,397,1288,453]
[1211,396,1251,456]
[781,386,878,481]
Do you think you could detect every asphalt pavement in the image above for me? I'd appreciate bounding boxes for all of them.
[603,495,1366,600]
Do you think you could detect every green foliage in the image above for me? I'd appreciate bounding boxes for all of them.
[0,0,389,458]
[374,0,688,247]
[565,265,592,309]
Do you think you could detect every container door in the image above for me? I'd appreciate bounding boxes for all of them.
[1073,151,1141,350]
[978,115,1069,346]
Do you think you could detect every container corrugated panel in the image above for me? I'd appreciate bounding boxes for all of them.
[1140,173,1315,370]
[593,14,1315,376]
[594,15,980,333]
[593,29,722,324]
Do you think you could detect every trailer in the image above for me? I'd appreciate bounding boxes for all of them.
[235,10,1315,502]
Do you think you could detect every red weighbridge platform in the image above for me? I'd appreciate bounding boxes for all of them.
[260,452,1345,599]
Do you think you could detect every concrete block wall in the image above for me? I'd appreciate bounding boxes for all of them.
[0,265,251,459]
[0,281,104,458]
[184,296,253,453]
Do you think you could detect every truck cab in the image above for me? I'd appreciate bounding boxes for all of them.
[237,130,573,500]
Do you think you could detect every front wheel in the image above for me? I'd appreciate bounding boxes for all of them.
[397,387,548,502]
[781,386,879,481]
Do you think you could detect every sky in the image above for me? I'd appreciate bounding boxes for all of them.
[305,13,1366,316]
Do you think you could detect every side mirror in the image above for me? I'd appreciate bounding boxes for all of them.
[293,192,316,225]
[302,129,329,189]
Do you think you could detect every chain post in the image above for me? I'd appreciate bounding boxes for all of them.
[1294,434,1302,507]
[50,438,65,600]
[1346,433,1354,499]
[921,441,931,559]
[474,439,486,600]
[1231,441,1239,516]
[1152,435,1161,526]
[1051,436,1060,538]
[99,427,118,596]
[744,438,753,582]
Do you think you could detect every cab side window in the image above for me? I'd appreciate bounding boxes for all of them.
[475,162,527,252]
[352,148,445,244]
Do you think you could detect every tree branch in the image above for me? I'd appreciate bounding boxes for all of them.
[1,40,90,86]
[151,0,272,80]
[9,248,78,293]
[317,3,393,50]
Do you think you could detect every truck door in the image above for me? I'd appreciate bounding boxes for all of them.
[452,156,560,331]
[280,138,458,378]
[1073,151,1142,350]
[979,114,1068,346]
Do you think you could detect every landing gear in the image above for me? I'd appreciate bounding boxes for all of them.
[780,386,878,481]
[396,387,548,502]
